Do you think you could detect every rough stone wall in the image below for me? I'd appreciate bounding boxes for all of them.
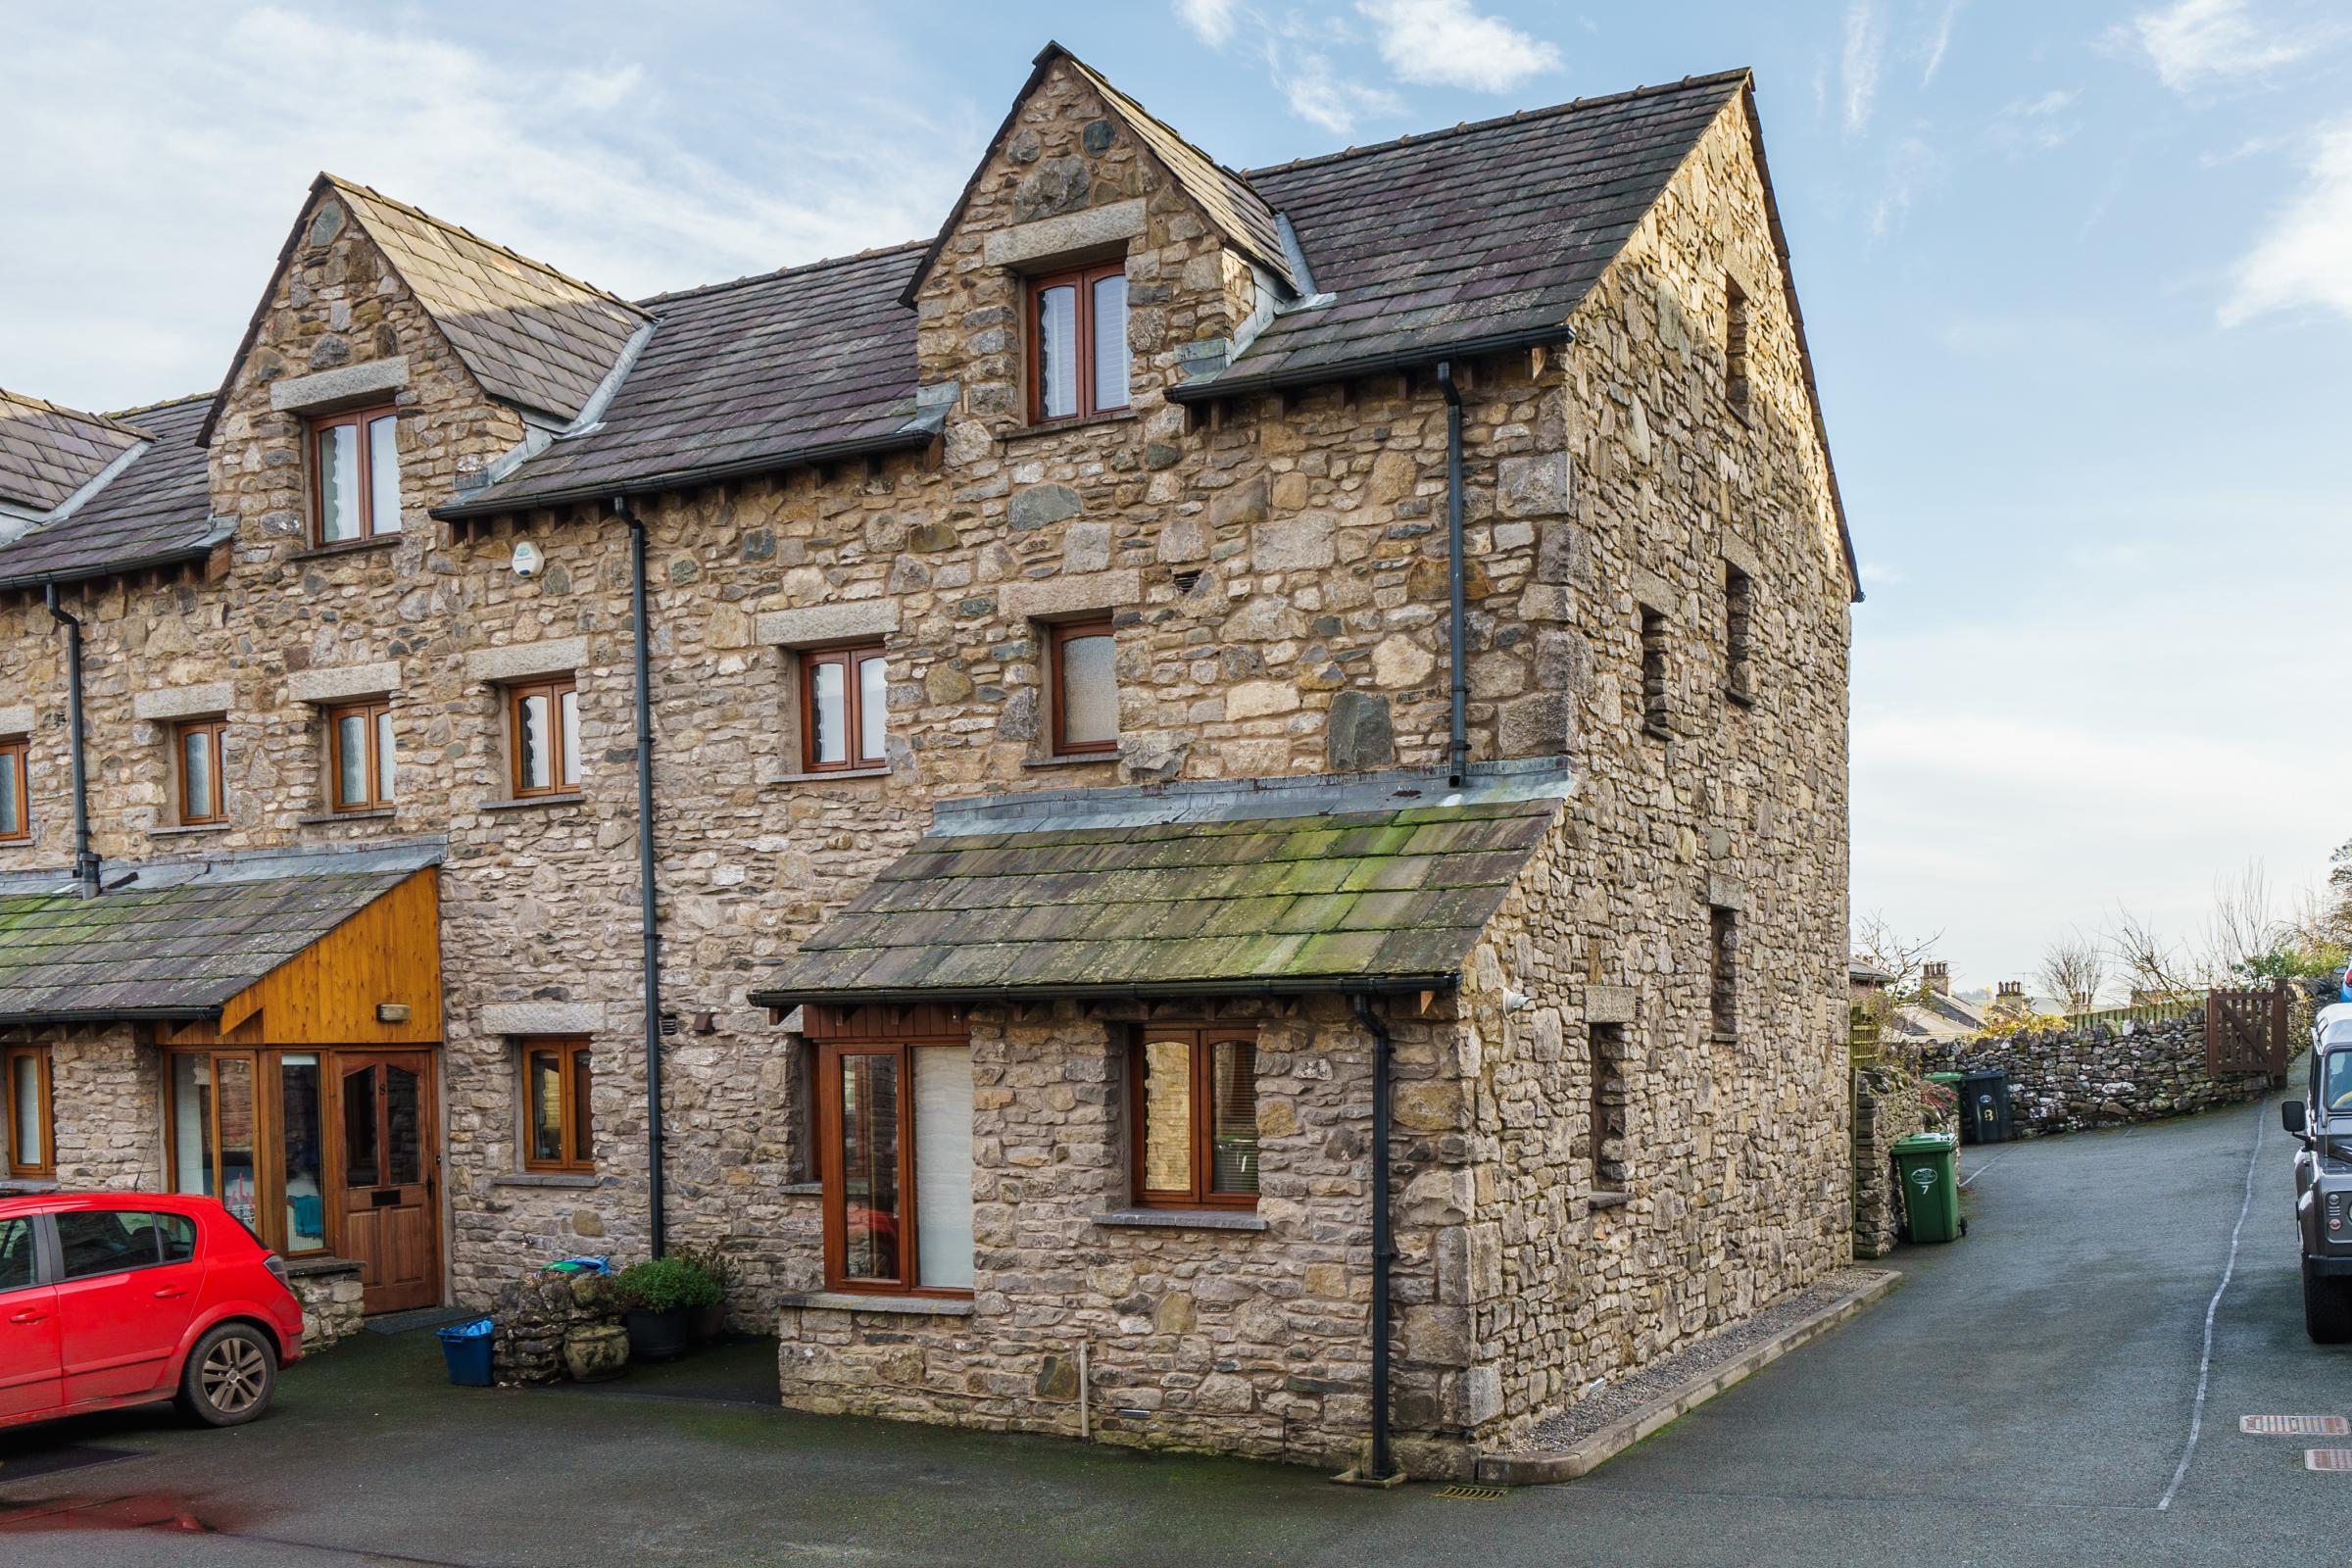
[1850,1063,1925,1258]
[0,1025,165,1190]
[775,995,1472,1474]
[1921,1004,2273,1136]
[288,1260,366,1352]
[1437,95,1855,1452]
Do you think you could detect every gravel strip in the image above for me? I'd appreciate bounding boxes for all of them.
[1518,1268,1884,1452]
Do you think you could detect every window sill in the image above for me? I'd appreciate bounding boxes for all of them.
[778,1181,824,1197]
[1642,723,1673,743]
[289,536,402,564]
[1004,410,1139,446]
[778,1290,974,1317]
[1711,1030,1739,1044]
[1724,684,1754,709]
[0,1178,59,1196]
[282,1253,365,1279]
[479,793,585,812]
[490,1172,601,1189]
[297,808,396,825]
[1589,1191,1631,1212]
[1023,753,1119,771]
[150,822,233,839]
[772,767,891,786]
[1092,1209,1268,1233]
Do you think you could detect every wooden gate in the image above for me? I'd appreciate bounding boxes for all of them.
[2205,985,2288,1078]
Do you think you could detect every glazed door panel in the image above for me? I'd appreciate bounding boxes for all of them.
[330,1053,439,1314]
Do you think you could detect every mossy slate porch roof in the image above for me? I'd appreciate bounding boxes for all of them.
[0,868,414,1023]
[750,796,1563,1006]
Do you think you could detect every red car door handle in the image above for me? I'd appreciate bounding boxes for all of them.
[153,1287,189,1299]
[7,1309,43,1324]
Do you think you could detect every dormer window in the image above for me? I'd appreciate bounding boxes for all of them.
[313,405,402,545]
[1029,265,1130,423]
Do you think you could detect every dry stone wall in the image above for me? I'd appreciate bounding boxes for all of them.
[1922,1004,2274,1136]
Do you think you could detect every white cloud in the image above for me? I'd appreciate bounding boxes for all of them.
[1921,0,1963,84]
[1988,87,2081,154]
[1869,136,1938,235]
[2222,116,2352,324]
[1355,0,1562,93]
[2123,0,2324,90]
[1174,0,1241,49]
[1841,1,1886,132]
[0,6,963,412]
[1278,52,1407,134]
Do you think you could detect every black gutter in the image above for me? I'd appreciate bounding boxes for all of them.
[1348,993,1401,1484]
[0,547,211,598]
[0,1005,217,1026]
[748,971,1462,1011]
[432,430,937,522]
[1165,324,1573,407]
[1436,362,1468,789]
[42,584,100,898]
[618,499,668,1258]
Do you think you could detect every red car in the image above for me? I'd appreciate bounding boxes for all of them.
[0,1193,305,1432]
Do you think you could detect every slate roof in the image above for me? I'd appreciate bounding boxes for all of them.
[439,245,930,515]
[749,793,1563,1005]
[0,866,418,1022]
[0,395,219,590]
[326,178,651,422]
[1202,72,1749,393]
[0,391,144,514]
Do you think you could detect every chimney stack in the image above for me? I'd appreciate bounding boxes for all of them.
[1923,961,1950,997]
[1993,980,2026,1015]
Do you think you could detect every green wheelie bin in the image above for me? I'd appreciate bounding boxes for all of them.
[1893,1129,1963,1243]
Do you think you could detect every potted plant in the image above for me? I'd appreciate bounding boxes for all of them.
[670,1243,732,1345]
[612,1255,722,1362]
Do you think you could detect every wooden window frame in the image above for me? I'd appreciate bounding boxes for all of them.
[1026,262,1131,425]
[326,700,395,812]
[4,1044,54,1180]
[507,675,579,799]
[815,1037,972,1298]
[1128,1025,1261,1211]
[309,404,402,546]
[175,717,227,826]
[519,1038,594,1174]
[1049,618,1118,758]
[799,644,888,773]
[0,735,27,844]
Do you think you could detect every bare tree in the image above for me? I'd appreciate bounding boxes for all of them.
[2037,927,2106,1011]
[1851,912,1941,1008]
[2105,906,2197,1001]
[2199,860,2281,982]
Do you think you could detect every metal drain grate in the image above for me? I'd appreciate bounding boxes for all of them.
[2243,1415,2351,1437]
[1437,1484,1509,1500]
[2308,1449,2352,1473]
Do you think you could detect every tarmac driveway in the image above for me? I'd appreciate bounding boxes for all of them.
[1,1092,2341,1566]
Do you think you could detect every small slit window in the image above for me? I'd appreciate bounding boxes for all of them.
[1725,276,1751,421]
[328,700,396,811]
[1030,264,1131,423]
[312,405,402,545]
[1725,564,1754,705]
[1588,1023,1626,1196]
[5,1044,53,1179]
[521,1038,594,1173]
[509,676,580,798]
[1710,906,1739,1040]
[1050,620,1118,757]
[1640,609,1669,739]
[0,735,27,843]
[802,646,888,772]
[176,717,227,826]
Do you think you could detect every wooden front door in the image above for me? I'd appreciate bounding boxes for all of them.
[329,1053,439,1314]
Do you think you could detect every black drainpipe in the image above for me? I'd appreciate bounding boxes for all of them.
[43,583,100,898]
[1436,363,1468,788]
[615,499,667,1257]
[1349,992,1398,1482]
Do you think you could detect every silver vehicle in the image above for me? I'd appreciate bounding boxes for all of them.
[2283,1006,2352,1343]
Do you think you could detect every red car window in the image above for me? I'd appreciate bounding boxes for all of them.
[0,1218,31,1290]
[55,1211,167,1280]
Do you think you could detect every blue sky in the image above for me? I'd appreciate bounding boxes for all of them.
[6,1,2348,992]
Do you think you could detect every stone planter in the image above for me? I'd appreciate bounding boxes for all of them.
[563,1322,629,1383]
[624,1306,695,1362]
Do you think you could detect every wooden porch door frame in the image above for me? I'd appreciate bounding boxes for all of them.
[323,1050,442,1316]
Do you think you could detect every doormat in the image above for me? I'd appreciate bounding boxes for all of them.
[365,1306,477,1336]
[0,1446,134,1482]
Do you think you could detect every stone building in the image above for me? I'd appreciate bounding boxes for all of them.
[0,45,1857,1474]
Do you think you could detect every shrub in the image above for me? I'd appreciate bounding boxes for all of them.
[612,1255,723,1314]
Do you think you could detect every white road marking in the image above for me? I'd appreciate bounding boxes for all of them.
[1958,1152,2013,1190]
[2156,1105,2267,1511]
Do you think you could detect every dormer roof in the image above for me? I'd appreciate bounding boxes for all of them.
[0,391,145,515]
[898,41,1298,309]
[0,393,218,591]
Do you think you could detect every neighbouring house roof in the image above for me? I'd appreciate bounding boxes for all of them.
[0,394,220,590]
[0,848,437,1024]
[1849,959,1894,987]
[750,764,1570,1007]
[0,390,145,515]
[438,244,932,516]
[1887,990,1991,1044]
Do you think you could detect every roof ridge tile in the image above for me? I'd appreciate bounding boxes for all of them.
[319,173,648,318]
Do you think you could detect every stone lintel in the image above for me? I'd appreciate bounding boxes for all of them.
[1585,985,1638,1025]
[479,1001,605,1037]
[463,636,589,684]
[1719,529,1762,582]
[287,661,403,705]
[270,356,410,414]
[754,603,901,649]
[1707,875,1745,911]
[982,199,1148,269]
[132,681,234,722]
[1631,566,1680,617]
[1001,568,1142,623]
[0,704,31,736]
